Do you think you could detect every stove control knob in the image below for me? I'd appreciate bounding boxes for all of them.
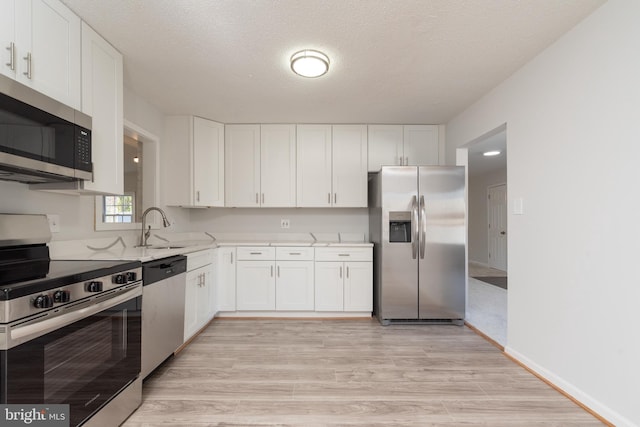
[34,294,53,309]
[112,274,126,284]
[86,281,103,292]
[125,271,137,282]
[53,290,70,303]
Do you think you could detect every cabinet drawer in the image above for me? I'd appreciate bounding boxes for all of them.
[187,249,214,271]
[276,247,314,261]
[236,246,276,261]
[315,247,372,262]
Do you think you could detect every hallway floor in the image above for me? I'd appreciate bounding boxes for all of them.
[467,261,508,347]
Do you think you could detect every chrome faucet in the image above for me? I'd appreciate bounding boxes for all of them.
[139,207,171,247]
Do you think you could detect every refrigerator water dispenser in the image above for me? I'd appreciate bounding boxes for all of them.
[389,211,411,242]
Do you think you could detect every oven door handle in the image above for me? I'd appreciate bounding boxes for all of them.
[3,285,142,350]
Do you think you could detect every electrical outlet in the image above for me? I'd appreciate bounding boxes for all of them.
[46,214,61,233]
[280,219,290,229]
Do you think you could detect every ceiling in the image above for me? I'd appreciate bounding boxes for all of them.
[61,0,604,125]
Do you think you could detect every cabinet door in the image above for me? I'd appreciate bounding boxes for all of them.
[276,261,314,311]
[367,125,403,172]
[194,117,224,206]
[15,0,81,109]
[260,124,296,207]
[332,125,367,207]
[184,269,201,341]
[236,261,275,310]
[216,247,236,312]
[225,124,261,207]
[200,268,213,323]
[403,125,439,166]
[296,125,332,207]
[1,0,16,79]
[314,262,343,311]
[80,22,123,195]
[344,262,373,312]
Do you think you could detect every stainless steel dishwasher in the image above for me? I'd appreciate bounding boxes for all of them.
[141,255,187,379]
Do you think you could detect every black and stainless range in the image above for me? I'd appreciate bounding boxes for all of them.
[0,214,142,427]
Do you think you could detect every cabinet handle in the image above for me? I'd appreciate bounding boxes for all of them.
[328,193,331,204]
[262,193,265,204]
[196,190,200,202]
[271,265,274,277]
[338,253,350,257]
[398,156,402,166]
[6,42,15,70]
[230,252,233,264]
[289,252,301,255]
[405,156,409,166]
[23,52,32,79]
[250,252,262,255]
[277,266,280,277]
[339,266,343,279]
[334,193,337,204]
[255,193,259,204]
[347,266,350,278]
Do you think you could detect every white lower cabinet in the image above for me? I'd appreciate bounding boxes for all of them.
[275,247,314,310]
[315,247,373,312]
[215,247,236,312]
[236,260,276,310]
[184,250,215,342]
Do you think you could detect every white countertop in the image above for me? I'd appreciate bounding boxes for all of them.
[50,232,372,262]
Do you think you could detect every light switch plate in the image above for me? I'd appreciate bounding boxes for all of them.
[513,198,524,215]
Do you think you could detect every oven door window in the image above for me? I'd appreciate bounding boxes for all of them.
[1,296,141,427]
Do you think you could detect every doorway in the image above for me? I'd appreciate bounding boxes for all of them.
[457,124,508,346]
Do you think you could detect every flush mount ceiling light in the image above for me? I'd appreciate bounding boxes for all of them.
[483,150,501,157]
[290,49,330,78]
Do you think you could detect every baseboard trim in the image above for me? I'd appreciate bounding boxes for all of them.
[466,325,619,426]
[464,321,504,351]
[504,346,621,427]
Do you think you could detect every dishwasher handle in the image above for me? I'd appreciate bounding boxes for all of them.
[143,255,187,286]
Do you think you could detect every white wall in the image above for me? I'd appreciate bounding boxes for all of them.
[468,168,507,265]
[446,1,639,425]
[188,207,369,237]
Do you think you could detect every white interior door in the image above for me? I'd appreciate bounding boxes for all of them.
[487,184,507,271]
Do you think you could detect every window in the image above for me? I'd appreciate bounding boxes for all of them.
[103,195,134,223]
[95,120,159,231]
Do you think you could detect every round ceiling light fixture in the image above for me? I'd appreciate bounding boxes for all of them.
[290,49,330,78]
[483,150,502,157]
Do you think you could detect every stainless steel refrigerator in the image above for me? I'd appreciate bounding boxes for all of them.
[369,166,466,325]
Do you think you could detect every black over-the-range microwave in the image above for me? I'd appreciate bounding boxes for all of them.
[0,73,92,184]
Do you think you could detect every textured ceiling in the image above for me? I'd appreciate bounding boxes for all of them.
[61,0,605,124]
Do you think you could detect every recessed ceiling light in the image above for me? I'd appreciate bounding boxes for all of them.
[483,150,501,157]
[290,50,329,78]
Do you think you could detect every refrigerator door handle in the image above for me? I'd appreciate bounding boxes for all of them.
[411,195,418,259]
[419,195,426,259]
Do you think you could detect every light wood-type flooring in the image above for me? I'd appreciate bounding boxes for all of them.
[123,319,603,426]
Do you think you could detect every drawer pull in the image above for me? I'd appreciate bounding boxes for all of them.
[250,252,262,255]
[338,254,350,257]
[289,252,301,255]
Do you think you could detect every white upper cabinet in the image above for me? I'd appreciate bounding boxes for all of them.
[260,124,296,207]
[1,0,16,80]
[225,124,296,207]
[80,22,123,195]
[367,125,403,172]
[2,0,81,109]
[297,124,367,207]
[225,124,261,207]
[332,125,367,208]
[368,125,440,171]
[165,116,224,207]
[403,125,439,167]
[296,125,332,207]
